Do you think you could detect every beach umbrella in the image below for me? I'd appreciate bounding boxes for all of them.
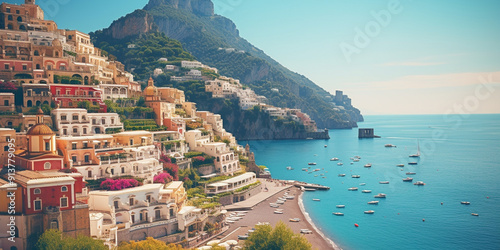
[207,240,221,246]
[218,242,230,250]
[225,240,238,245]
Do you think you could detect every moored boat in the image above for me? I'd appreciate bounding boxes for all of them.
[379,181,390,184]
[336,205,346,208]
[406,172,416,175]
[471,213,479,216]
[338,174,346,177]
[348,187,358,191]
[403,177,413,182]
[408,162,418,165]
[385,144,396,147]
[362,190,372,193]
[337,162,343,166]
[396,164,405,167]
[461,201,471,205]
[374,193,386,198]
[312,199,320,201]
[333,212,344,216]
[330,158,339,161]
[414,181,426,186]
[308,162,317,165]
[364,210,375,214]
[364,163,372,168]
[368,201,379,204]
[351,175,361,178]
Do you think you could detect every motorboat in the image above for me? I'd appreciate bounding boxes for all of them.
[312,199,320,201]
[403,177,414,182]
[408,162,418,165]
[374,193,386,198]
[385,144,396,147]
[396,164,405,167]
[379,181,390,184]
[302,168,308,171]
[471,213,479,216]
[289,218,301,222]
[360,183,366,186]
[352,175,361,178]
[313,169,321,172]
[338,174,346,177]
[362,190,372,193]
[364,163,372,168]
[368,201,379,204]
[353,159,360,162]
[304,188,316,191]
[333,212,344,216]
[409,140,421,157]
[354,156,361,159]
[461,201,471,205]
[348,187,358,191]
[324,145,328,148]
[308,162,317,165]
[330,157,339,161]
[364,210,375,214]
[286,166,294,170]
[337,162,343,166]
[414,181,426,186]
[274,210,283,214]
[406,172,416,175]
[336,205,346,208]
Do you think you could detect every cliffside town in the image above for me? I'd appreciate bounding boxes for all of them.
[0,1,270,248]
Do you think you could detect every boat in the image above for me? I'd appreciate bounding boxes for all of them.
[286,166,294,170]
[406,172,416,175]
[289,218,301,222]
[409,140,421,157]
[414,181,426,186]
[304,188,316,191]
[338,174,346,177]
[312,199,320,201]
[359,183,366,186]
[314,175,318,177]
[333,212,344,216]
[374,193,386,198]
[408,162,418,165]
[337,162,343,166]
[354,156,361,159]
[348,187,358,191]
[308,162,317,165]
[403,177,413,182]
[324,145,328,148]
[313,168,320,172]
[362,190,372,193]
[364,163,372,168]
[461,201,471,205]
[274,210,283,214]
[396,164,405,167]
[353,159,360,162]
[351,175,361,178]
[368,201,379,204]
[385,144,396,147]
[364,210,375,214]
[336,205,346,208]
[330,158,339,161]
[379,181,390,184]
[471,213,479,216]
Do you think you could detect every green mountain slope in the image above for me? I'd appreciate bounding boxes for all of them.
[96,0,363,128]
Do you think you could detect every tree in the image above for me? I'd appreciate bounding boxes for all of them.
[36,229,107,250]
[77,101,91,109]
[244,221,312,250]
[118,237,184,250]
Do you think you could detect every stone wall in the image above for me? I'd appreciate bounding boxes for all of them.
[218,183,262,206]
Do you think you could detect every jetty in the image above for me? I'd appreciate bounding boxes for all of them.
[292,181,330,190]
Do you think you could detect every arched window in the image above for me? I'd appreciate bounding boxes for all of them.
[7,15,12,21]
[36,63,41,69]
[27,100,32,107]
[17,16,22,22]
[34,188,41,194]
[7,121,13,128]
[7,23,13,30]
[19,25,25,31]
[61,186,68,192]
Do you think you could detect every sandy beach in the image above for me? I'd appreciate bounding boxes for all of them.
[213,179,341,250]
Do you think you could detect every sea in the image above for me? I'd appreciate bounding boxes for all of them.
[248,114,500,250]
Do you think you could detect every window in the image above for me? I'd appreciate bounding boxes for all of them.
[121,167,125,174]
[63,129,67,135]
[4,100,9,106]
[72,143,77,149]
[6,7,10,13]
[16,10,20,14]
[129,197,134,206]
[68,102,72,107]
[83,142,88,148]
[146,195,152,203]
[88,171,92,178]
[83,128,87,134]
[131,213,135,223]
[44,162,51,169]
[34,200,42,211]
[84,155,89,163]
[111,118,115,124]
[50,220,58,229]
[72,128,77,134]
[45,142,50,151]
[60,197,68,208]
[155,209,161,219]
[72,115,78,121]
[34,188,41,194]
[129,139,133,145]
[4,64,9,70]
[110,169,114,175]
[61,186,68,192]
[101,119,106,125]
[7,15,12,21]
[61,115,67,121]
[72,156,77,163]
[22,65,27,70]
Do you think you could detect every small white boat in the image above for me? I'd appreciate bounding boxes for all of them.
[379,181,390,184]
[461,201,471,205]
[353,159,360,162]
[364,210,375,214]
[409,140,421,157]
[359,183,366,186]
[338,174,346,177]
[414,181,426,186]
[337,162,343,166]
[471,213,479,216]
[362,190,372,193]
[312,199,320,201]
[274,210,283,214]
[374,193,386,198]
[286,166,294,170]
[385,144,396,147]
[352,175,361,178]
[330,158,339,161]
[368,201,379,205]
[403,177,413,182]
[304,188,316,191]
[396,164,405,167]
[308,162,317,165]
[406,172,416,175]
[348,187,358,191]
[364,163,372,168]
[333,212,344,216]
[336,205,346,208]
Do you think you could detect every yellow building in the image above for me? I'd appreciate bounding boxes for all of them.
[113,130,154,147]
[0,128,16,167]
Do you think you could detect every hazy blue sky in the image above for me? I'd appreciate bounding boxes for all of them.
[7,0,500,114]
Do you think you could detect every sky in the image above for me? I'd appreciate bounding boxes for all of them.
[7,0,500,115]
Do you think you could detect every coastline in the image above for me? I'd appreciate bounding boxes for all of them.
[298,191,342,250]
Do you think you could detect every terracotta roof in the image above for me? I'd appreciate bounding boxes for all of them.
[26,124,55,136]
[4,170,68,187]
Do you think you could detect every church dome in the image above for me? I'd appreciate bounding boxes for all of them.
[27,124,54,135]
[144,85,157,96]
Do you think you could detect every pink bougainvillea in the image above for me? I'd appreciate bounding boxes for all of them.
[154,172,174,184]
[192,156,206,162]
[100,178,140,191]
[163,162,179,181]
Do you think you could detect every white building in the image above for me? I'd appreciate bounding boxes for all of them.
[154,68,164,77]
[181,61,202,69]
[206,172,257,194]
[51,108,123,136]
[99,84,128,100]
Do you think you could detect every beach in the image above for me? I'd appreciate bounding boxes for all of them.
[213,179,340,250]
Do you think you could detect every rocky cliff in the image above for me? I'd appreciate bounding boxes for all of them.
[144,0,214,16]
[104,10,155,40]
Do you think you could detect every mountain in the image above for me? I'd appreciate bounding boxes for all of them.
[93,0,363,128]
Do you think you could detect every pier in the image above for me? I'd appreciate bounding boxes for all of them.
[293,181,330,190]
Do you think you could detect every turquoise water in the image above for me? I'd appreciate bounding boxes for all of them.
[248,114,500,250]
